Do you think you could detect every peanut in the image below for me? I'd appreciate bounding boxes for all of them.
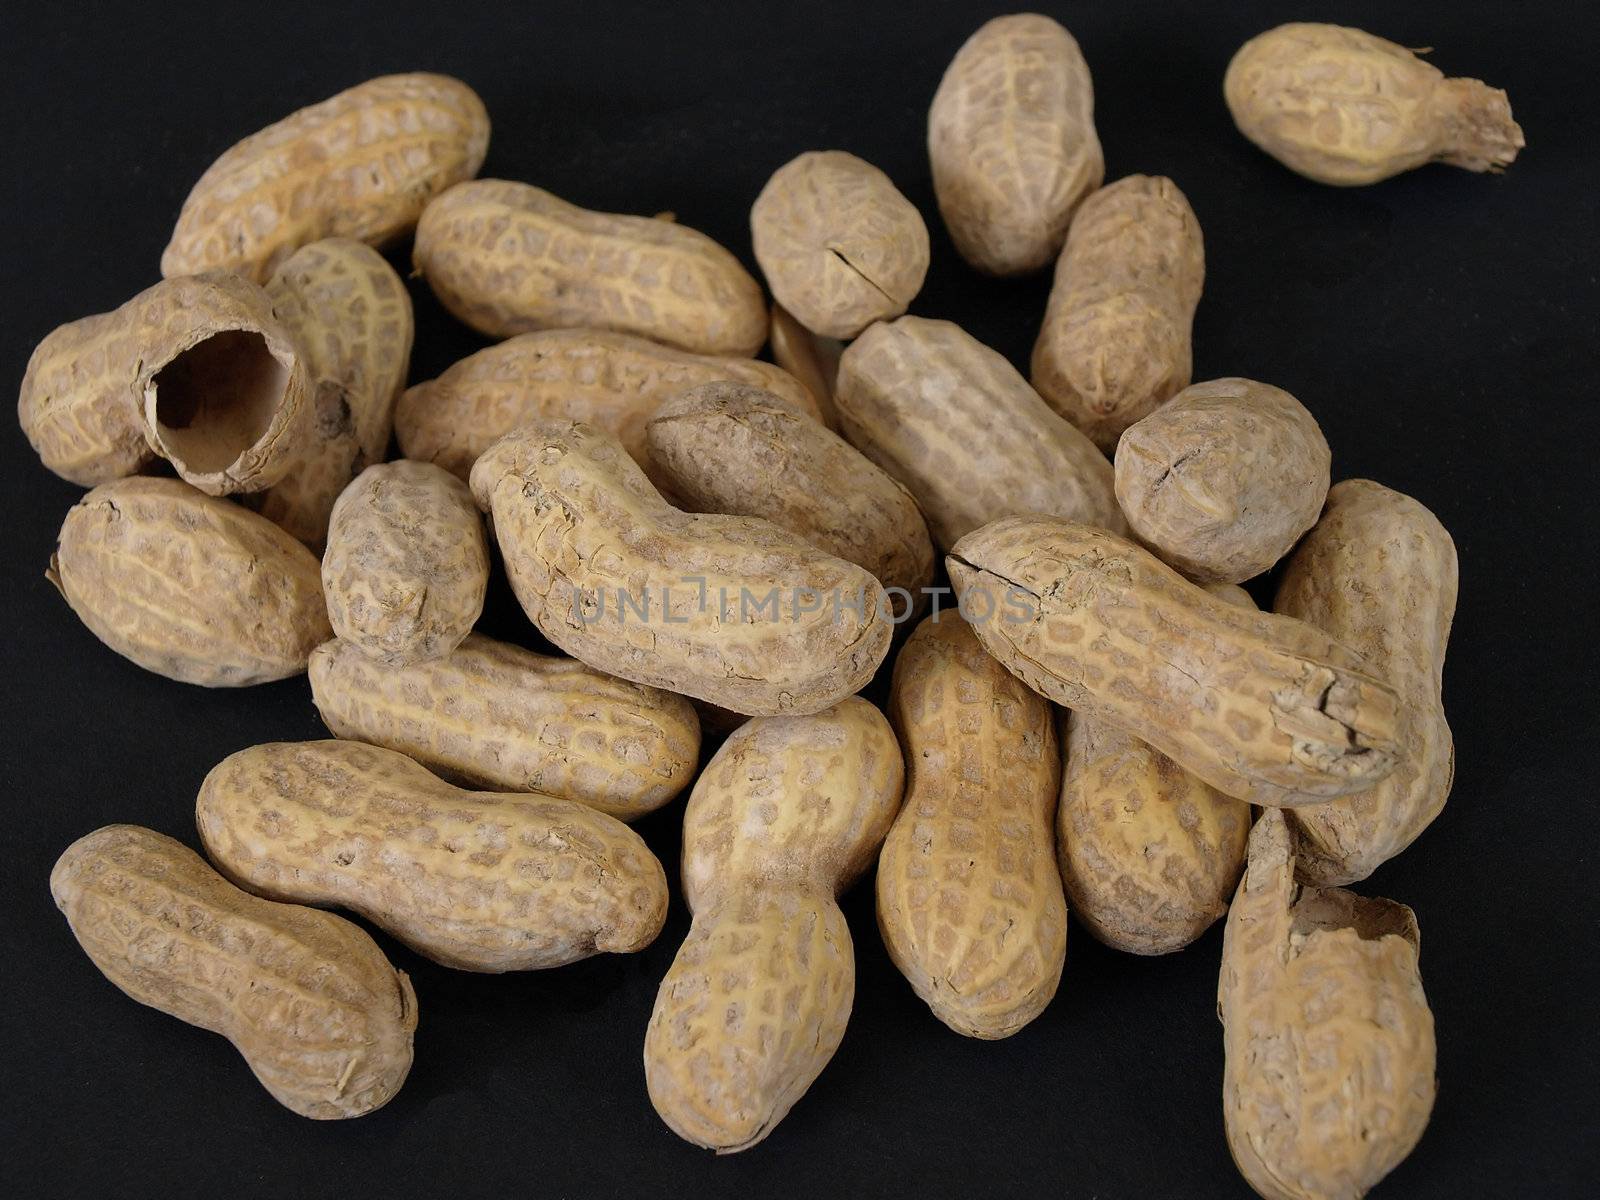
[1115,378,1331,584]
[876,614,1066,1038]
[470,420,893,716]
[255,239,415,548]
[1274,480,1458,885]
[834,315,1123,549]
[413,180,766,355]
[308,633,700,820]
[768,303,841,429]
[1225,23,1523,186]
[928,14,1104,276]
[1031,175,1205,452]
[644,382,936,605]
[196,740,669,972]
[1055,582,1254,956]
[750,151,929,339]
[644,698,904,1151]
[395,329,821,488]
[51,825,415,1119]
[321,461,489,666]
[20,273,312,494]
[162,73,489,282]
[49,477,330,686]
[1219,809,1436,1200]
[947,517,1404,807]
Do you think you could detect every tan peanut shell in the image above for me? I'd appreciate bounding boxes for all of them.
[196,740,669,972]
[1031,175,1205,451]
[644,699,904,1151]
[308,633,700,820]
[1225,23,1523,186]
[255,239,415,548]
[1219,810,1436,1200]
[947,517,1404,807]
[644,382,936,605]
[1056,583,1254,956]
[49,477,330,686]
[928,14,1104,276]
[51,825,415,1119]
[414,180,766,355]
[835,316,1123,549]
[876,614,1066,1037]
[395,329,821,487]
[750,151,929,340]
[321,461,489,666]
[769,303,842,429]
[162,73,490,282]
[1274,480,1458,885]
[1116,378,1331,584]
[470,420,893,717]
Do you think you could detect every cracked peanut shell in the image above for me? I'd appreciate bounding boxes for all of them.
[49,476,330,686]
[946,517,1404,807]
[51,824,415,1119]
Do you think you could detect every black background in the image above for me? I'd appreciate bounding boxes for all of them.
[2,1,1596,1197]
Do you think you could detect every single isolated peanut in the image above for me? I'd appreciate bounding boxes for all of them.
[1031,175,1205,452]
[309,633,700,821]
[49,477,330,686]
[876,614,1066,1038]
[51,825,415,1119]
[255,239,415,548]
[1219,810,1436,1200]
[928,13,1104,276]
[470,420,894,717]
[321,461,489,666]
[750,151,929,339]
[1275,480,1458,885]
[414,180,766,355]
[395,329,821,487]
[644,382,936,606]
[1115,378,1331,584]
[20,273,312,494]
[163,73,490,282]
[835,315,1123,550]
[644,699,904,1152]
[769,303,842,429]
[947,517,1405,807]
[1055,583,1254,956]
[196,740,669,972]
[1225,23,1524,186]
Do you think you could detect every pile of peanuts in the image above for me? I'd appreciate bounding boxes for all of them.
[23,16,1523,1198]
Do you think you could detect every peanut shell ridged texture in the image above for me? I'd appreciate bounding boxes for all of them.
[835,316,1123,550]
[256,239,415,548]
[946,517,1404,807]
[51,825,414,1119]
[1116,378,1331,584]
[750,151,929,340]
[322,461,489,666]
[414,180,766,355]
[309,633,700,820]
[1225,23,1523,186]
[645,699,904,1151]
[162,73,490,282]
[1031,175,1205,451]
[1274,480,1458,886]
[470,421,893,717]
[1219,810,1436,1200]
[1056,583,1254,956]
[49,477,330,686]
[769,303,841,429]
[645,382,935,603]
[928,14,1104,276]
[396,329,821,487]
[876,614,1066,1037]
[196,741,669,972]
